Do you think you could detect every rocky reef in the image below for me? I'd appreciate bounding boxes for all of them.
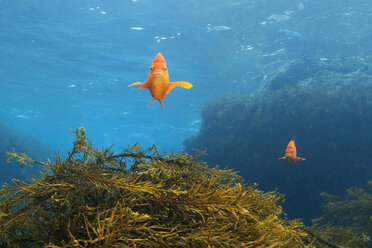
[0,128,364,247]
[184,56,372,222]
[258,56,372,92]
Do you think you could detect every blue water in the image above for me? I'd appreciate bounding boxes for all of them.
[1,0,371,152]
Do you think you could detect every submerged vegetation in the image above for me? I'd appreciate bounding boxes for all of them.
[314,180,372,246]
[0,128,365,247]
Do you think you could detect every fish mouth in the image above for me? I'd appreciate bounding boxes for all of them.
[153,72,163,77]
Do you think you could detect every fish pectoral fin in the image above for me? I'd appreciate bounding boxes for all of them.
[129,82,149,90]
[278,157,285,160]
[165,81,193,95]
[297,157,306,161]
[162,81,192,101]
[172,81,193,89]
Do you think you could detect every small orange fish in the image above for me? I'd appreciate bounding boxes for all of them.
[129,53,193,108]
[279,140,306,166]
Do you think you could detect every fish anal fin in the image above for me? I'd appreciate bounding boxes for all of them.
[129,82,149,90]
[165,81,193,95]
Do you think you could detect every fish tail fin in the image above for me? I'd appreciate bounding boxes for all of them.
[129,82,149,90]
[166,81,193,95]
[148,98,155,107]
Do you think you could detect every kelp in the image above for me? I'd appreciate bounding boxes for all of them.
[0,128,365,247]
[314,181,372,246]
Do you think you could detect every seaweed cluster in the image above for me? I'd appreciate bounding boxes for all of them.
[0,128,363,247]
[315,180,372,242]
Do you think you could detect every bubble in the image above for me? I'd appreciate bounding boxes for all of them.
[298,3,305,11]
[131,27,144,30]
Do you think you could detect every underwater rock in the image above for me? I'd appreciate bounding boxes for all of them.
[258,60,323,92]
[0,128,363,247]
[258,55,372,93]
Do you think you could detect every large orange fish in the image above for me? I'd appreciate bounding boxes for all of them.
[128,53,193,108]
[279,140,306,166]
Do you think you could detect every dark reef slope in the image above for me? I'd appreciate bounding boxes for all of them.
[184,56,372,222]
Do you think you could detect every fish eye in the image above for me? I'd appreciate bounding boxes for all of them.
[164,67,167,71]
[150,67,153,71]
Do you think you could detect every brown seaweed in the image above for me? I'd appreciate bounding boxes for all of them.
[314,181,372,246]
[0,128,365,247]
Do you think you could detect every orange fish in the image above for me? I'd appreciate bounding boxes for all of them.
[129,53,193,108]
[279,140,306,166]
